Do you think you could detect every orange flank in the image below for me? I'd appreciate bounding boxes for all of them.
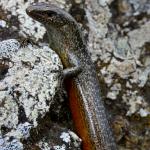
[66,79,95,150]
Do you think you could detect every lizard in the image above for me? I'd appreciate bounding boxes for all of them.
[26,3,117,150]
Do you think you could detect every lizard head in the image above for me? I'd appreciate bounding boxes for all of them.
[26,3,85,67]
[26,2,75,27]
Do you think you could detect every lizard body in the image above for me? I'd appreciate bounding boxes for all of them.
[26,3,117,150]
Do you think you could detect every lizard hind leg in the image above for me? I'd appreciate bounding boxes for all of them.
[59,66,82,101]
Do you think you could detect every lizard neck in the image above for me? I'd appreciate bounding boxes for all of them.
[45,23,86,68]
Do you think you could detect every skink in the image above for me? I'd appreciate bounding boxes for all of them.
[26,3,117,150]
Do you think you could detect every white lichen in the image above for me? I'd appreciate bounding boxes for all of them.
[98,0,113,7]
[139,108,150,117]
[128,21,150,50]
[107,58,136,79]
[86,4,112,61]
[0,20,7,28]
[122,91,148,116]
[68,131,82,148]
[0,138,23,150]
[38,130,81,149]
[0,39,20,58]
[107,83,121,100]
[53,145,66,150]
[60,132,71,143]
[0,39,62,149]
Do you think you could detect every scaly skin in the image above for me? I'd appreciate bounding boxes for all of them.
[26,3,117,150]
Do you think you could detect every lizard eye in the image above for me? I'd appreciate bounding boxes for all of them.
[46,11,57,17]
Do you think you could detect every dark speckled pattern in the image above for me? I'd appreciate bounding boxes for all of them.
[26,3,117,150]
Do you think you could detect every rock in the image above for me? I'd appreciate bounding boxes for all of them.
[128,21,150,50]
[0,39,62,149]
[0,0,150,149]
[38,127,82,150]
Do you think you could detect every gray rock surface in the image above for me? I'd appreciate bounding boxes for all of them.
[0,39,63,149]
[0,0,150,149]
